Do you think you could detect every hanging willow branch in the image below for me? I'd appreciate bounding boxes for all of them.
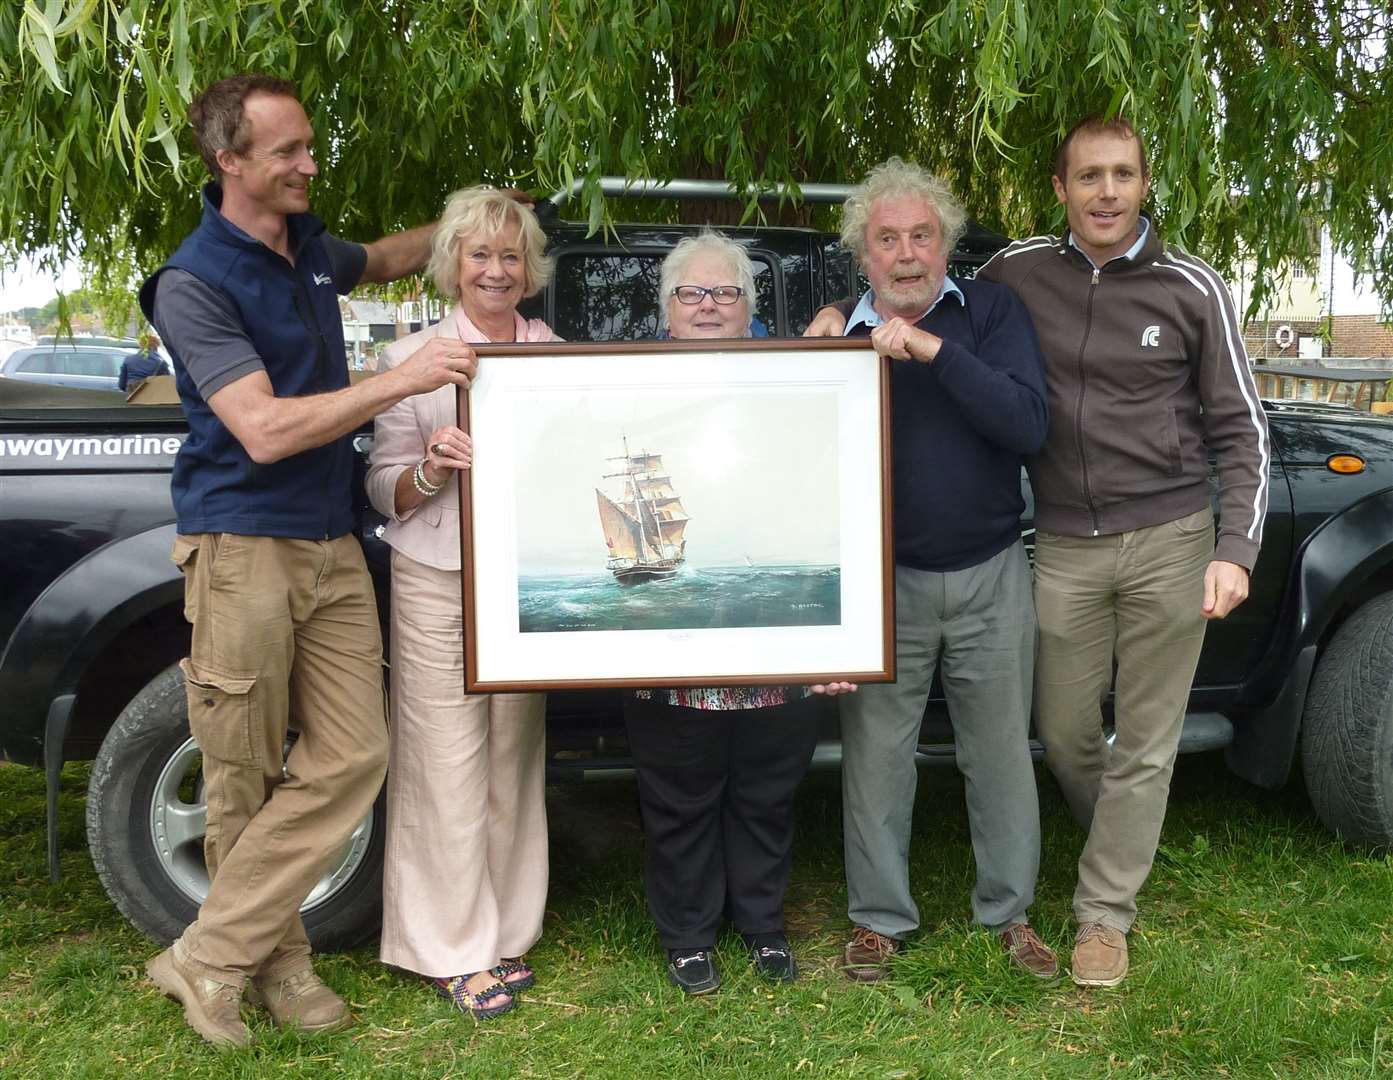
[2,1,1390,317]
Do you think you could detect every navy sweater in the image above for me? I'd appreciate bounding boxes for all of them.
[848,277,1048,572]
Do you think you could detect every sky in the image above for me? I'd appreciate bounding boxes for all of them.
[0,252,80,312]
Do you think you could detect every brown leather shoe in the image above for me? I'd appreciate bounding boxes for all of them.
[1071,921,1128,987]
[146,945,251,1048]
[246,968,352,1033]
[998,923,1060,980]
[843,926,901,982]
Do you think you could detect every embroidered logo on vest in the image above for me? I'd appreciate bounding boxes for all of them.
[1140,325,1161,347]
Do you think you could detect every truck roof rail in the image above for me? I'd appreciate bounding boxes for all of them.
[543,177,856,211]
[538,176,1011,255]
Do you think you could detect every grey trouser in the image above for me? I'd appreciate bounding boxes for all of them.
[841,542,1041,938]
[1033,507,1213,932]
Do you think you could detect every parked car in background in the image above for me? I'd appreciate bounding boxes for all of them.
[0,341,135,391]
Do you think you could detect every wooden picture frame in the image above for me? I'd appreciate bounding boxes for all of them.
[459,337,894,691]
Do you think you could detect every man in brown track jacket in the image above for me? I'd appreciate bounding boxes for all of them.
[808,115,1270,988]
[978,115,1270,987]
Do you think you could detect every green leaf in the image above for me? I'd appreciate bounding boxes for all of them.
[53,0,99,37]
[22,1,67,94]
[171,1,193,99]
[153,124,181,173]
[587,180,604,237]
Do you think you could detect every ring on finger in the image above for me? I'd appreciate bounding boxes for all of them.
[432,443,448,456]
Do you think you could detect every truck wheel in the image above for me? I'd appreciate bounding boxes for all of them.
[86,663,385,948]
[1301,592,1393,849]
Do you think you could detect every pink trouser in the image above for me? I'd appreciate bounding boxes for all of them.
[378,550,548,978]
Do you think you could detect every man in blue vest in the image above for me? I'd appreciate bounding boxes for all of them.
[138,74,477,1047]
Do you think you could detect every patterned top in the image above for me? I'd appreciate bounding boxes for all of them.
[633,685,813,711]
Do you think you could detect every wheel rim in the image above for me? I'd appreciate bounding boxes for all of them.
[148,736,375,912]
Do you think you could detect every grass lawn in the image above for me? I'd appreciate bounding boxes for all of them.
[1,752,1390,1079]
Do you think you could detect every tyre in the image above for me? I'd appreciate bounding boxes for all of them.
[86,663,385,948]
[1301,592,1393,849]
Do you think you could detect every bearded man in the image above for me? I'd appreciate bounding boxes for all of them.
[825,159,1058,982]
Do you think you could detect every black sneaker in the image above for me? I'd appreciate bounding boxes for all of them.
[746,935,798,983]
[666,949,720,995]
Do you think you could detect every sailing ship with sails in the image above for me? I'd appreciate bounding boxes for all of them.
[595,438,690,585]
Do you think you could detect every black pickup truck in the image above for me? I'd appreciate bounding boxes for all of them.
[4,181,1393,951]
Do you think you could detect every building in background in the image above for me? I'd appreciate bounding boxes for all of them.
[1,315,35,363]
[1238,229,1391,361]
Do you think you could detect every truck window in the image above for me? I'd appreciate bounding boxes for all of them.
[14,348,124,377]
[550,252,777,342]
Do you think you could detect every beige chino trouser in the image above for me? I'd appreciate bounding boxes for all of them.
[171,532,389,985]
[1032,507,1214,932]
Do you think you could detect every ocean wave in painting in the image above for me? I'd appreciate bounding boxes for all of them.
[517,564,841,633]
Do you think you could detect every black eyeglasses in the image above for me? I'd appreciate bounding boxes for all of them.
[672,285,744,305]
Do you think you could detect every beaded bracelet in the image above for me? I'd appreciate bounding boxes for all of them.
[412,458,444,497]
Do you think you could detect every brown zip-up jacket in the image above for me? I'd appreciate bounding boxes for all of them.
[976,223,1271,570]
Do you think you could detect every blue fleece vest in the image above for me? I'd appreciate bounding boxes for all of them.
[139,184,355,539]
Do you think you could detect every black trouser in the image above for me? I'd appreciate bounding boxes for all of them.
[624,695,820,951]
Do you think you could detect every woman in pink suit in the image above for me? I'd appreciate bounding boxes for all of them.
[366,187,559,1020]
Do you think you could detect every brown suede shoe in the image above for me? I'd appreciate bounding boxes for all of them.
[1071,921,1128,988]
[998,923,1060,980]
[246,968,352,1033]
[843,926,901,982]
[146,945,251,1048]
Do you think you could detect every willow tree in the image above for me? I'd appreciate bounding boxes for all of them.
[3,1,1390,316]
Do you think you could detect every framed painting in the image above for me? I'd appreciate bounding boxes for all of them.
[459,337,894,691]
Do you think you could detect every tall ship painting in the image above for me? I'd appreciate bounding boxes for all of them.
[595,438,690,585]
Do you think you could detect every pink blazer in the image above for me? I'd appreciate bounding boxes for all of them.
[365,305,561,570]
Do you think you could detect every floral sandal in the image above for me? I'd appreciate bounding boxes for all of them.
[489,957,535,992]
[432,973,516,1019]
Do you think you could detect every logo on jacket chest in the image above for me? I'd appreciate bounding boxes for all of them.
[1141,325,1161,348]
[312,272,332,286]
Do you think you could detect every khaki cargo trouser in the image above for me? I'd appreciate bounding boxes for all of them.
[171,532,388,985]
[1032,507,1214,932]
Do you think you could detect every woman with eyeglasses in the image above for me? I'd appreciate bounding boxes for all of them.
[626,230,856,996]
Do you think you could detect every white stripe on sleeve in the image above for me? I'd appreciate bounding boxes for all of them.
[1161,252,1270,544]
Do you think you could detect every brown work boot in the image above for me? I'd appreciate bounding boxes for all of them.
[146,944,251,1048]
[246,967,352,1033]
[843,926,901,982]
[1071,921,1128,988]
[998,923,1060,980]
